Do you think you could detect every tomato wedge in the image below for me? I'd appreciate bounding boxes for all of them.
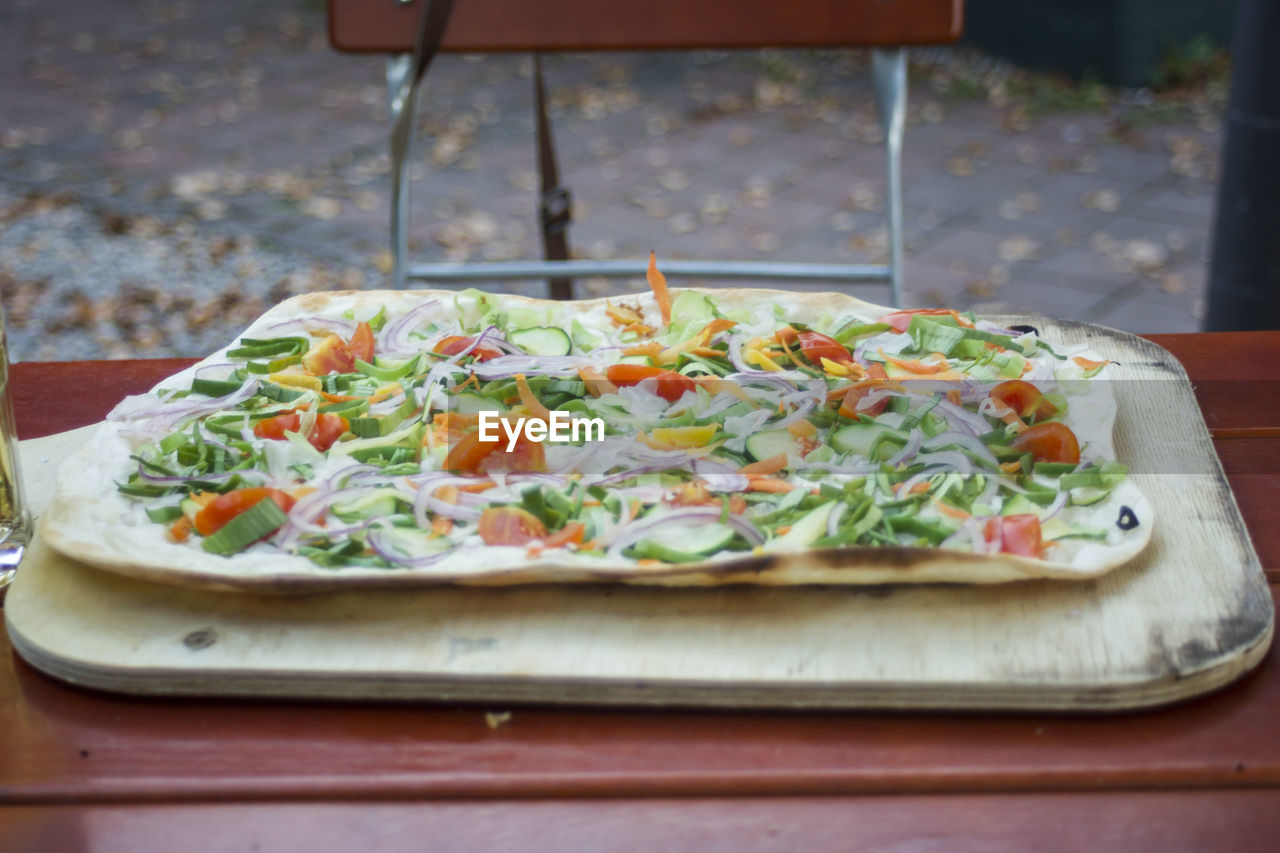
[434,335,503,361]
[348,321,375,364]
[253,411,349,452]
[1010,421,1080,464]
[990,380,1057,422]
[303,335,355,375]
[477,506,548,546]
[984,514,1043,558]
[605,363,696,402]
[194,488,296,537]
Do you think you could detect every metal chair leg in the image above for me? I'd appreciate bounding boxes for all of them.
[872,48,906,308]
[386,54,414,288]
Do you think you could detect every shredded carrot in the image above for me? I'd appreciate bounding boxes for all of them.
[728,495,747,515]
[319,391,360,404]
[167,515,193,543]
[747,477,794,493]
[739,453,788,476]
[431,516,454,535]
[881,350,951,375]
[579,366,618,397]
[777,337,810,371]
[933,498,970,520]
[622,340,664,359]
[775,525,792,536]
[636,558,663,566]
[605,301,646,327]
[457,479,497,493]
[542,521,586,549]
[434,485,459,505]
[946,389,963,406]
[622,322,655,336]
[1074,356,1110,371]
[908,480,932,495]
[1000,460,1023,474]
[514,373,552,421]
[646,250,672,326]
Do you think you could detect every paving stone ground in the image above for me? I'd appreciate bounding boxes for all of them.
[0,0,1226,361]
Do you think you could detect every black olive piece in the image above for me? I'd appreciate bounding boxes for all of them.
[1008,324,1040,336]
[1116,505,1139,531]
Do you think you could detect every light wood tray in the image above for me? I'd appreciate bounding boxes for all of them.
[5,321,1273,710]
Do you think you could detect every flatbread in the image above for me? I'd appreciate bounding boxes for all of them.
[40,288,1153,592]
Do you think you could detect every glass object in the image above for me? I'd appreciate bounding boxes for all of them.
[0,302,30,588]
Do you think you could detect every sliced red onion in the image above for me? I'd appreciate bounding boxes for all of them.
[826,501,848,538]
[262,315,357,339]
[922,430,1000,468]
[605,507,764,559]
[367,530,457,567]
[415,485,483,524]
[895,466,947,499]
[940,517,983,553]
[700,474,750,493]
[886,430,923,466]
[856,388,898,412]
[912,450,973,476]
[933,398,992,436]
[112,380,262,434]
[378,300,441,354]
[470,355,593,379]
[1040,490,1070,521]
[192,362,240,381]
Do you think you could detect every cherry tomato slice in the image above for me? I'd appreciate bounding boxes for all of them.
[444,430,499,473]
[984,514,1043,558]
[445,424,547,474]
[348,321,375,364]
[1010,421,1080,465]
[477,506,548,546]
[605,363,696,402]
[838,385,888,418]
[434,335,503,362]
[253,412,349,452]
[303,335,355,375]
[990,380,1057,422]
[194,488,296,537]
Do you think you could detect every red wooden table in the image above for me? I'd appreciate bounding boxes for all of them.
[2,333,1278,851]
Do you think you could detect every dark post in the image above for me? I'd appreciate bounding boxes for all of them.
[1206,0,1280,330]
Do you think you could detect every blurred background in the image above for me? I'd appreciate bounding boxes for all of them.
[1,0,1233,360]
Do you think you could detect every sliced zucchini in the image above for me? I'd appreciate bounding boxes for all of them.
[745,429,802,464]
[634,521,736,562]
[452,391,505,415]
[332,489,401,520]
[764,501,837,552]
[1069,486,1112,506]
[830,422,894,458]
[508,326,572,356]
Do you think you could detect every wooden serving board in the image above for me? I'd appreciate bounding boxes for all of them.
[4,321,1273,710]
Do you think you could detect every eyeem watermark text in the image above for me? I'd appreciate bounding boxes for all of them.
[477,410,605,450]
